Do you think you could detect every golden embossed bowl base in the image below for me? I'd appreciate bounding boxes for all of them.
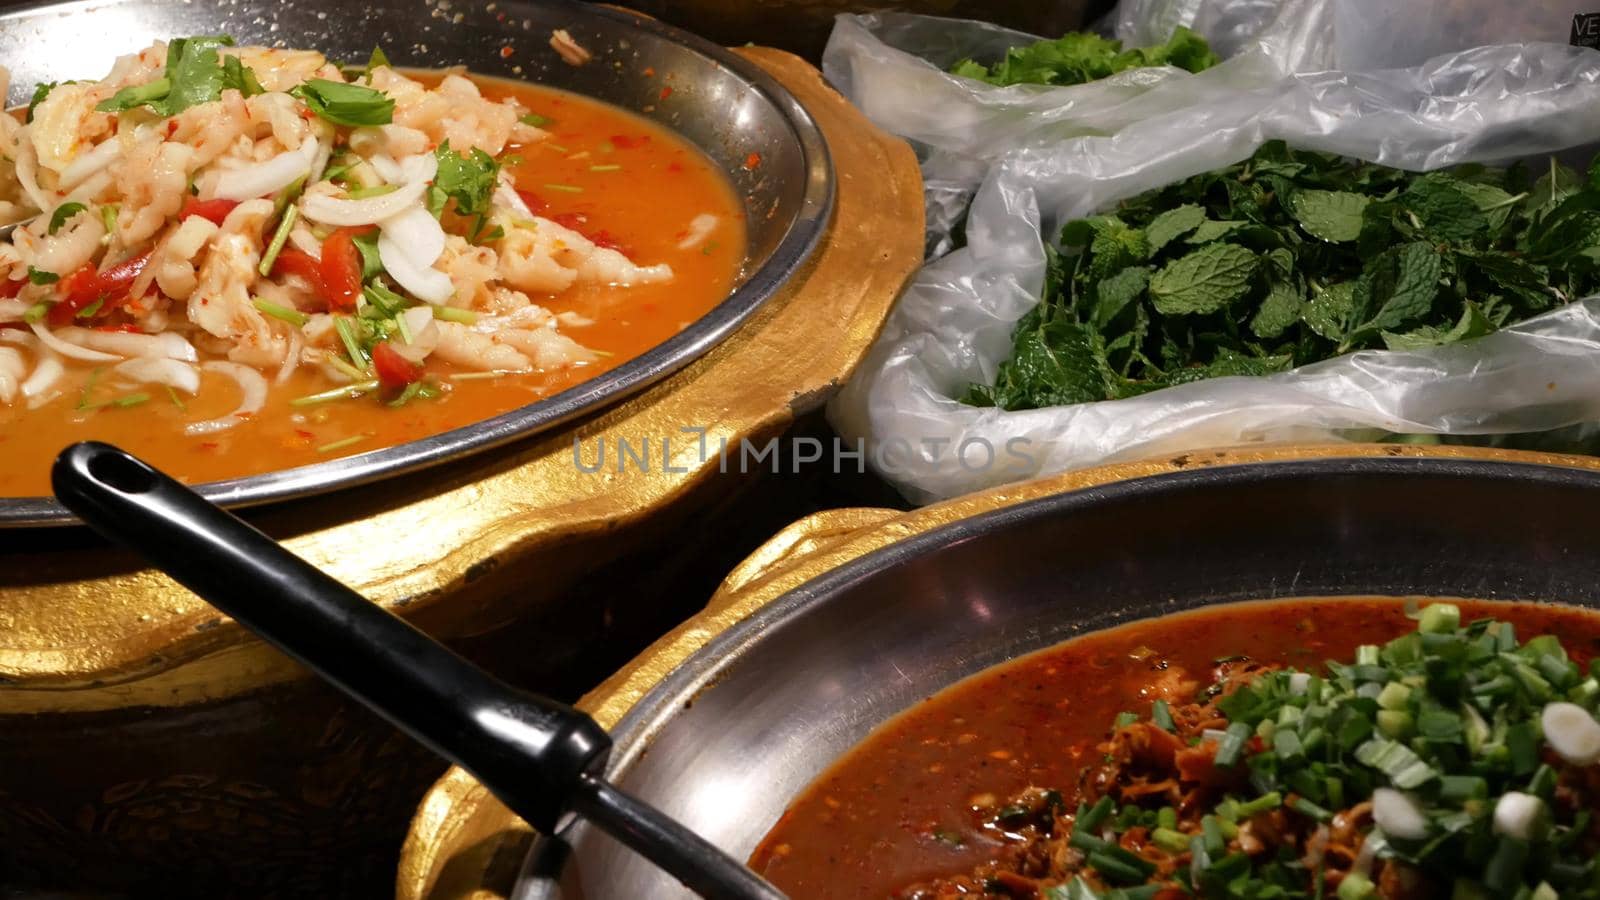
[0,49,922,897]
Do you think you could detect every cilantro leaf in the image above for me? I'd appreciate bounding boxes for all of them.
[27,266,59,285]
[427,141,502,240]
[94,35,251,117]
[290,79,395,126]
[1148,244,1257,315]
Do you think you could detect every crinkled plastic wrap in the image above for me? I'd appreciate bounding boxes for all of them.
[821,12,1285,254]
[826,26,1600,504]
[1115,0,1595,72]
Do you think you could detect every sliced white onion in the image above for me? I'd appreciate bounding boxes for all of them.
[675,213,719,250]
[184,361,267,436]
[300,153,436,226]
[390,306,439,364]
[1493,791,1546,841]
[30,321,120,362]
[1201,728,1229,744]
[56,326,197,361]
[1542,702,1600,765]
[1351,830,1384,878]
[380,205,447,266]
[274,327,304,386]
[493,174,532,217]
[378,212,453,304]
[59,138,123,191]
[210,139,320,201]
[21,355,63,400]
[367,153,406,183]
[112,357,201,394]
[0,299,27,322]
[1372,789,1428,841]
[286,219,323,260]
[1288,672,1312,696]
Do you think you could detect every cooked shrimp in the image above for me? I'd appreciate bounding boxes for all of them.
[432,320,533,372]
[155,215,221,300]
[188,199,286,367]
[12,211,106,277]
[114,139,194,245]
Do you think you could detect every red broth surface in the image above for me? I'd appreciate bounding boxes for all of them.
[749,598,1600,898]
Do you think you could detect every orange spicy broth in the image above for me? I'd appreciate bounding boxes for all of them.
[0,77,745,496]
[749,597,1600,899]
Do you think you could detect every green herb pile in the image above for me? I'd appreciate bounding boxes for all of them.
[966,142,1600,411]
[949,27,1220,87]
[1039,604,1600,899]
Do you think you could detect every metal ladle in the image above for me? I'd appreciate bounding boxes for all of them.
[52,441,787,900]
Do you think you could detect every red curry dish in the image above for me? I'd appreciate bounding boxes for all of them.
[751,598,1600,899]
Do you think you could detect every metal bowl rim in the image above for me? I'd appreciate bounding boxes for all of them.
[525,455,1600,892]
[0,0,835,527]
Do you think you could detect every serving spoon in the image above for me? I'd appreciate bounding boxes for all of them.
[52,441,787,900]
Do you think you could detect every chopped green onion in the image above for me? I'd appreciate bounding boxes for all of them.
[27,266,58,285]
[77,367,104,410]
[1337,872,1376,900]
[49,201,87,235]
[100,204,119,233]
[1150,827,1188,854]
[316,434,369,454]
[22,302,50,324]
[519,112,551,127]
[1077,797,1115,834]
[113,392,150,408]
[588,163,622,172]
[1420,603,1462,634]
[1114,711,1138,729]
[387,380,426,407]
[253,296,309,327]
[543,182,583,193]
[1150,700,1175,732]
[290,380,380,407]
[448,370,507,381]
[1290,796,1333,822]
[76,297,104,319]
[165,385,187,411]
[333,316,369,369]
[258,204,299,277]
[1085,849,1153,885]
[432,306,478,325]
[1214,721,1253,768]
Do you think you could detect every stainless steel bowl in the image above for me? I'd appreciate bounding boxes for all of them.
[0,0,832,526]
[514,456,1600,898]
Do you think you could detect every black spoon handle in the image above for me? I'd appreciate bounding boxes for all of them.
[51,441,608,835]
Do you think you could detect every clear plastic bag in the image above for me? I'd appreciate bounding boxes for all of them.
[826,30,1600,504]
[821,12,1286,254]
[1116,0,1599,72]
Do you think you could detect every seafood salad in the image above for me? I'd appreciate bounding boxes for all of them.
[0,37,692,437]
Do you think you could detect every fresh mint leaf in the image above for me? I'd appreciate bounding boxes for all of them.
[1349,242,1442,339]
[1086,218,1149,279]
[1304,282,1357,341]
[1187,219,1246,244]
[1400,175,1486,242]
[981,311,1105,410]
[949,26,1218,87]
[1144,203,1205,253]
[1288,189,1369,242]
[1092,266,1150,328]
[1251,277,1304,339]
[1380,301,1494,351]
[1148,243,1257,315]
[290,78,395,126]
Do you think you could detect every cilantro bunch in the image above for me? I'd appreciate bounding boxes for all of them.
[949,27,1220,88]
[967,142,1600,411]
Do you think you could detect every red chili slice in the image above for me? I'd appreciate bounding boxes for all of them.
[179,197,241,226]
[319,226,372,312]
[270,247,327,305]
[371,341,423,389]
[47,249,154,326]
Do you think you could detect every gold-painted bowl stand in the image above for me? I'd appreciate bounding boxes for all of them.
[0,48,923,896]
